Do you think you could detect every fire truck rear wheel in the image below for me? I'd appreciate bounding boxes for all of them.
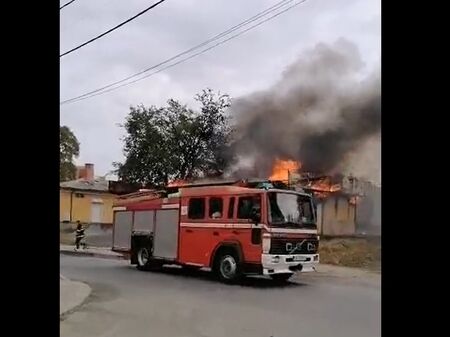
[136,246,151,271]
[216,252,242,283]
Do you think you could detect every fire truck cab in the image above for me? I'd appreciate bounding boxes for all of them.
[112,185,319,283]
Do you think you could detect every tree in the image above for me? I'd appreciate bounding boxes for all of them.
[115,89,232,187]
[60,126,80,181]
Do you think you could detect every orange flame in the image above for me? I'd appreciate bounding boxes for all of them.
[305,177,342,199]
[269,159,301,181]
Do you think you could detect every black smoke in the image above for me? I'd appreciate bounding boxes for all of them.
[226,39,381,178]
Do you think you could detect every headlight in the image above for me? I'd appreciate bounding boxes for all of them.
[272,256,280,263]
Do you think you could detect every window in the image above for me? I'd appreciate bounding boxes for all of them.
[188,198,205,219]
[209,198,223,219]
[237,196,261,219]
[228,197,235,219]
[268,192,315,228]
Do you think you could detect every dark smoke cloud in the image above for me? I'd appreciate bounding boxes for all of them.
[227,38,381,179]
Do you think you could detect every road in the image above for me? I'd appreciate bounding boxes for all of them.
[60,255,381,337]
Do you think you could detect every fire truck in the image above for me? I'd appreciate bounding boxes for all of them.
[112,181,319,283]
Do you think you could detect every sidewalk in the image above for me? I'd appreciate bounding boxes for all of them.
[60,275,91,316]
[60,244,129,260]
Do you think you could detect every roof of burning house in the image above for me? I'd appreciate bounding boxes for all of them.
[113,185,314,207]
[167,178,288,190]
[111,173,370,203]
[302,187,355,199]
[179,185,264,197]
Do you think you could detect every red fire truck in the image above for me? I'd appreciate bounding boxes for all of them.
[112,183,319,283]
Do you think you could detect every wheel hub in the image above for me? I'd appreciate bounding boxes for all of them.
[220,255,237,279]
[138,248,149,266]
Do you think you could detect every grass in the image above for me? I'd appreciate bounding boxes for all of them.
[319,237,381,272]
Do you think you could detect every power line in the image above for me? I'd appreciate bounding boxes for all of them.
[60,0,168,58]
[63,0,306,105]
[61,0,296,104]
[60,0,77,10]
[61,0,307,105]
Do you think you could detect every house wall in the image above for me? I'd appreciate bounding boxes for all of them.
[60,190,72,222]
[356,186,381,235]
[60,189,116,224]
[320,195,356,236]
[316,203,323,235]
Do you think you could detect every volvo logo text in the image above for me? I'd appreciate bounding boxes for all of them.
[286,240,306,254]
[307,242,316,252]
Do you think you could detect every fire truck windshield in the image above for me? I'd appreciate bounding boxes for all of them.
[268,192,315,228]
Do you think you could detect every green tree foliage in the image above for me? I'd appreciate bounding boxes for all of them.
[60,126,80,181]
[115,89,232,187]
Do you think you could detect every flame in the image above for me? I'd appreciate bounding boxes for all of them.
[167,179,187,187]
[304,177,342,199]
[269,159,301,181]
[310,181,341,192]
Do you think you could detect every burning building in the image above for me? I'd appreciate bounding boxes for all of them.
[150,158,380,237]
[222,40,381,236]
[264,159,379,236]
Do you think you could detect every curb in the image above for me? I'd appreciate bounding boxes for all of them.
[60,250,129,261]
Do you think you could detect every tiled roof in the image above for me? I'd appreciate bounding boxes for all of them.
[60,178,109,192]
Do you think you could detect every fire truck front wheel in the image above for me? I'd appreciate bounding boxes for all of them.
[215,251,242,283]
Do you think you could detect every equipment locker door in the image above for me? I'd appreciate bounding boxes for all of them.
[133,210,155,234]
[112,211,133,251]
[153,209,179,259]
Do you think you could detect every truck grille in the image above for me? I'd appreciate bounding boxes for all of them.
[269,238,319,255]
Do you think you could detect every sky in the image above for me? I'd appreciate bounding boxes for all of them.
[60,0,381,178]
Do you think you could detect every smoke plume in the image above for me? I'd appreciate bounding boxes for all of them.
[227,39,381,182]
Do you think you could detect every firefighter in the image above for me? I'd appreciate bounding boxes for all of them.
[75,221,86,250]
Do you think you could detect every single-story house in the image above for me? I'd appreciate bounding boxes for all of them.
[60,164,116,224]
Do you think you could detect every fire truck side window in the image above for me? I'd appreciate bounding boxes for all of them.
[188,198,205,219]
[209,197,223,219]
[238,196,261,219]
[228,197,235,219]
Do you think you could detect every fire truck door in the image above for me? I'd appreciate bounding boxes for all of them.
[153,209,179,259]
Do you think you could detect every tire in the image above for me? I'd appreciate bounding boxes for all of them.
[136,246,151,271]
[215,251,242,283]
[270,273,293,283]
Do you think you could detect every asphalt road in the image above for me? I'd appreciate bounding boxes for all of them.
[60,255,381,337]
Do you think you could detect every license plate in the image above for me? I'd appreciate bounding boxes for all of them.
[293,256,308,262]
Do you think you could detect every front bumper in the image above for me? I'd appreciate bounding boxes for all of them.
[261,253,319,275]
